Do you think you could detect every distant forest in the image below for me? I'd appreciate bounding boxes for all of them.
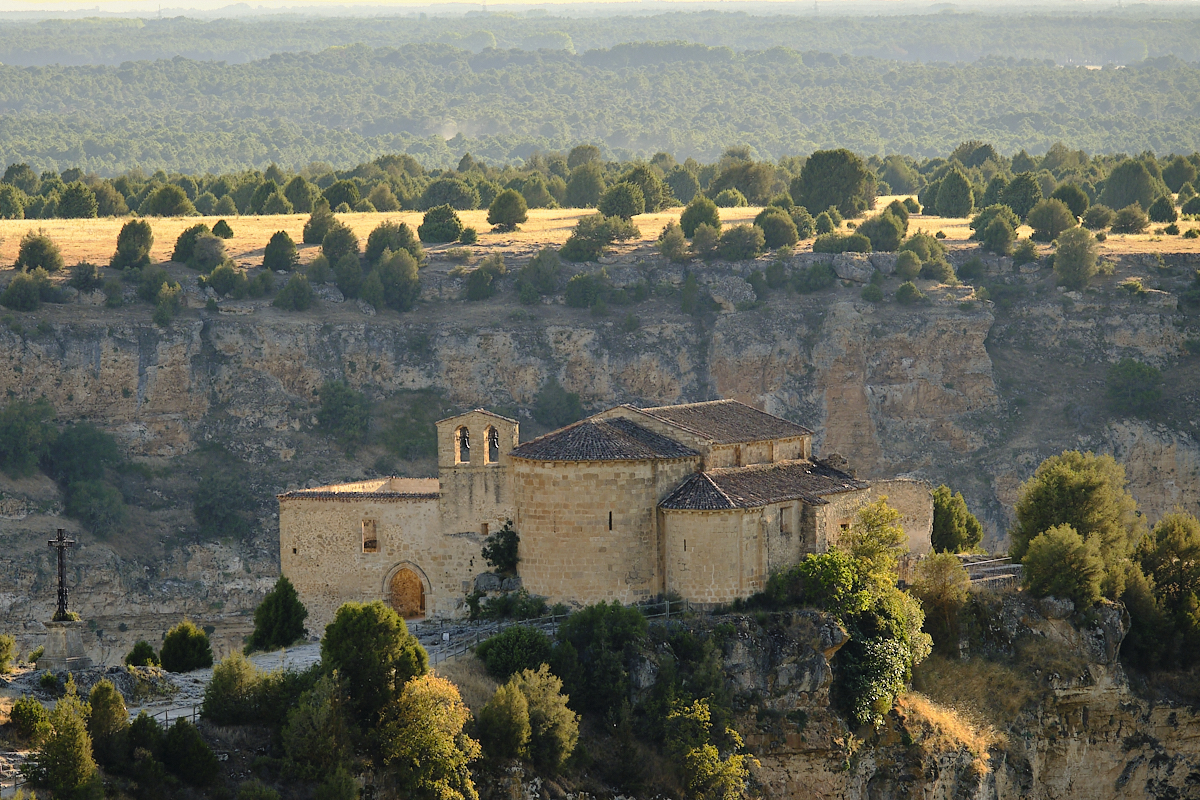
[2,42,1200,174]
[1,10,1197,66]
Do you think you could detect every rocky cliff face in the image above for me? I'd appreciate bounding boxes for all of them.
[0,247,1198,657]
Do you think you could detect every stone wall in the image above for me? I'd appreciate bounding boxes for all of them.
[662,508,764,603]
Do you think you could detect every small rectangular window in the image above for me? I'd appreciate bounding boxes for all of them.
[362,520,378,553]
[684,539,687,552]
[608,511,613,531]
[481,522,490,537]
[292,547,297,555]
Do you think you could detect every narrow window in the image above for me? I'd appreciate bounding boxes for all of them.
[486,426,500,464]
[292,547,297,555]
[362,520,378,553]
[684,539,687,552]
[481,522,489,537]
[608,511,613,531]
[456,427,471,464]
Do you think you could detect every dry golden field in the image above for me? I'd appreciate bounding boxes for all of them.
[0,197,1195,272]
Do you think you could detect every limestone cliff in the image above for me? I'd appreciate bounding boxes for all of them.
[0,247,1198,658]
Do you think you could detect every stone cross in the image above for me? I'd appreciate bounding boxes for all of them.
[48,528,76,621]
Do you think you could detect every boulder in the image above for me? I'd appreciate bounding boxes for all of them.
[831,253,874,283]
[705,275,756,313]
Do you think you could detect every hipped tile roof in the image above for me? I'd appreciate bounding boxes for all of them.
[637,400,813,444]
[659,460,868,510]
[510,417,699,462]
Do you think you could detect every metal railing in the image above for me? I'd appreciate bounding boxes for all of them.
[961,556,1023,589]
[0,776,26,799]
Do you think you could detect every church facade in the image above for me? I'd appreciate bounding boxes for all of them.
[278,400,932,632]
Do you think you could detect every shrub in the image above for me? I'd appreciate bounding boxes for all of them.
[1100,159,1158,211]
[969,204,1020,241]
[515,248,562,300]
[0,398,55,477]
[482,519,520,574]
[321,600,428,723]
[909,553,970,652]
[0,633,13,673]
[23,690,98,799]
[263,231,298,272]
[488,188,529,231]
[1106,358,1162,417]
[373,248,421,311]
[1111,203,1149,234]
[160,620,213,673]
[378,674,479,800]
[713,188,747,208]
[365,221,422,266]
[11,695,48,741]
[172,223,210,264]
[210,218,233,238]
[512,664,578,774]
[246,576,308,653]
[533,379,583,427]
[87,679,129,770]
[1,272,41,311]
[163,719,219,786]
[68,262,103,292]
[753,207,798,249]
[15,229,64,273]
[791,148,876,218]
[125,641,159,667]
[761,550,869,616]
[894,250,921,279]
[658,220,689,262]
[282,674,353,778]
[717,224,765,261]
[1012,239,1038,265]
[1053,227,1100,289]
[812,232,871,254]
[1027,198,1077,241]
[792,262,837,293]
[418,205,465,243]
[619,165,666,211]
[321,221,359,266]
[464,254,506,301]
[478,680,531,760]
[856,209,905,251]
[1050,183,1089,218]
[1183,195,1200,216]
[322,180,360,210]
[333,253,363,298]
[559,213,638,262]
[317,381,370,448]
[790,206,816,238]
[680,195,720,238]
[459,227,478,244]
[895,281,926,304]
[1000,172,1044,220]
[302,202,336,245]
[202,652,262,725]
[664,699,751,800]
[957,256,985,281]
[598,182,645,220]
[1083,204,1115,230]
[861,283,883,302]
[64,480,125,535]
[1022,525,1104,608]
[551,601,647,713]
[140,184,196,217]
[690,223,719,260]
[111,219,154,270]
[931,485,983,553]
[477,625,552,680]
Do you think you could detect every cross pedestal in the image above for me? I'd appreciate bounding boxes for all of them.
[42,528,91,671]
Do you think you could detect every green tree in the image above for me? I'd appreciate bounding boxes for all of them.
[249,180,280,214]
[87,679,129,771]
[283,674,353,777]
[1101,159,1159,211]
[140,184,196,217]
[379,674,480,800]
[15,229,64,273]
[57,182,98,219]
[597,182,645,220]
[550,601,647,714]
[1163,156,1199,192]
[487,189,528,231]
[1112,203,1149,234]
[64,480,125,536]
[515,247,561,300]
[931,485,983,553]
[172,222,210,264]
[321,600,428,723]
[753,206,799,249]
[421,177,479,211]
[512,665,578,774]
[284,176,319,213]
[657,220,689,263]
[1053,227,1099,289]
[317,380,370,448]
[303,201,336,244]
[790,148,875,218]
[24,689,99,800]
[201,652,262,725]
[246,576,308,653]
[160,620,214,672]
[476,626,551,680]
[274,273,315,311]
[477,680,530,760]
[559,213,637,262]
[564,163,606,208]
[212,218,234,238]
[3,163,38,195]
[262,230,298,272]
[418,205,465,243]
[0,399,55,478]
[1021,524,1104,608]
[0,634,13,674]
[321,221,359,265]
[110,219,154,269]
[0,184,25,219]
[680,195,720,238]
[664,699,753,800]
[1148,195,1178,223]
[841,498,907,587]
[909,552,970,652]
[1050,183,1089,218]
[856,209,905,251]
[712,188,746,208]
[934,168,974,217]
[567,144,601,170]
[373,248,421,311]
[163,719,219,786]
[533,379,583,427]
[618,164,665,212]
[982,216,1016,255]
[1105,358,1162,417]
[1027,198,1077,241]
[1000,172,1043,220]
[665,166,700,205]
[1083,204,1115,230]
[1010,450,1141,574]
[125,641,159,667]
[894,250,921,279]
[717,224,764,260]
[365,220,422,266]
[323,180,360,210]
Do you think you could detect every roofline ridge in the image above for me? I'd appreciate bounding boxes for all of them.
[436,408,520,425]
[699,471,739,508]
[509,417,597,452]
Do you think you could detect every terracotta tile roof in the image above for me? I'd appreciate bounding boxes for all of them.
[659,460,867,510]
[510,418,699,462]
[636,400,814,444]
[278,490,440,502]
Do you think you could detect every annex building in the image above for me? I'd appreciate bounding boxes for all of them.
[278,400,932,631]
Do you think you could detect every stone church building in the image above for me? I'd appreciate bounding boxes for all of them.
[278,400,932,631]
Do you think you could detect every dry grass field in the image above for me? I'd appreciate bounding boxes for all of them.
[0,197,1195,273]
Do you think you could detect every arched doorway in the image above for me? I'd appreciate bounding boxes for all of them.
[388,568,426,619]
